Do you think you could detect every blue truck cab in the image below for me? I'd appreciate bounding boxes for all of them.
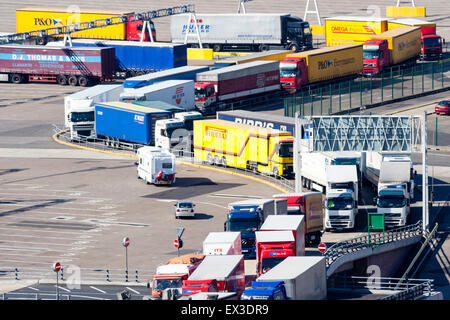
[241,281,287,300]
[224,199,281,259]
[224,205,262,259]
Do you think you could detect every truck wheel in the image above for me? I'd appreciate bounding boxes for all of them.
[259,44,270,51]
[221,157,227,167]
[289,43,300,52]
[68,75,78,86]
[56,75,67,85]
[273,167,279,178]
[78,76,89,87]
[212,44,222,52]
[10,74,23,84]
[207,154,214,165]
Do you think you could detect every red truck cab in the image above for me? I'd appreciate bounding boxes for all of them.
[363,39,390,75]
[420,27,443,61]
[126,18,156,41]
[194,81,216,110]
[182,279,218,296]
[279,57,308,93]
[255,230,296,277]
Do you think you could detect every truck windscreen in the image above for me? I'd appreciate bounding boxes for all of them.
[70,111,94,122]
[423,37,441,46]
[262,257,286,274]
[363,50,379,59]
[377,195,406,208]
[326,197,353,210]
[279,143,293,157]
[279,63,297,78]
[229,219,259,232]
[153,278,183,291]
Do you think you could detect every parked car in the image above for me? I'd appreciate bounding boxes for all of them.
[435,100,450,115]
[174,201,195,219]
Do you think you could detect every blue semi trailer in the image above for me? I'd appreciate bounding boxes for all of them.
[48,40,188,78]
[94,102,171,146]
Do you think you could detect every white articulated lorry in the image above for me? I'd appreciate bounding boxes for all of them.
[324,165,359,231]
[120,79,195,112]
[299,144,364,196]
[64,84,123,141]
[376,161,411,228]
[170,13,313,52]
[365,152,415,201]
[136,146,176,185]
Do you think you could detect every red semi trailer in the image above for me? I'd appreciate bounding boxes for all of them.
[194,60,280,114]
[0,45,115,86]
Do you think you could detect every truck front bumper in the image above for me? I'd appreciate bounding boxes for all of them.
[326,215,354,230]
[384,213,406,228]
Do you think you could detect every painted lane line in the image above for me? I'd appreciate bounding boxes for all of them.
[0,233,92,241]
[194,201,228,209]
[89,286,107,294]
[126,287,140,295]
[55,285,71,292]
[0,239,92,248]
[0,226,87,236]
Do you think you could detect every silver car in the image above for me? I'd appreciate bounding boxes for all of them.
[174,200,195,219]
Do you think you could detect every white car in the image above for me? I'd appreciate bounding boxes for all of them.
[174,200,195,219]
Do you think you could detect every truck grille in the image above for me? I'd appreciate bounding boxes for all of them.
[329,215,350,228]
[195,101,206,112]
[241,238,255,249]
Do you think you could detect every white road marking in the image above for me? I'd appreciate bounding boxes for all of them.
[89,286,106,294]
[55,285,71,292]
[195,201,228,209]
[126,287,140,294]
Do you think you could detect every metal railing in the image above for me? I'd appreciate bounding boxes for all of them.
[0,266,154,284]
[284,59,450,117]
[324,220,423,269]
[328,275,435,300]
[53,125,296,193]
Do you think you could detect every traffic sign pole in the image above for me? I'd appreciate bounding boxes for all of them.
[122,237,130,282]
[52,262,61,300]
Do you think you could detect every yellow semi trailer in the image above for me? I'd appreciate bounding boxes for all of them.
[193,119,294,177]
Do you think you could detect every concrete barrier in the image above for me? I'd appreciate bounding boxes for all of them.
[386,6,426,17]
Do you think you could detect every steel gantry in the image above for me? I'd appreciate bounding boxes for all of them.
[0,4,202,47]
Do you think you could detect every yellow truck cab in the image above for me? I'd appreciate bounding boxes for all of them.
[193,119,294,177]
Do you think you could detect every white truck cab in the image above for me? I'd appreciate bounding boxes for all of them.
[137,146,176,185]
[154,118,186,151]
[174,111,204,131]
[376,161,411,227]
[67,100,96,141]
[324,165,359,231]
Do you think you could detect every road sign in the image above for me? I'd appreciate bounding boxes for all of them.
[174,239,179,248]
[174,227,185,239]
[122,237,130,247]
[52,262,61,272]
[318,243,327,253]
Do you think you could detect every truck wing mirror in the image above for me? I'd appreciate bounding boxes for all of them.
[223,222,227,231]
[134,161,138,166]
[373,197,377,205]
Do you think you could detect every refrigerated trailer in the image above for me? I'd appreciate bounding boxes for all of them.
[171,14,313,52]
[202,232,242,256]
[0,45,115,86]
